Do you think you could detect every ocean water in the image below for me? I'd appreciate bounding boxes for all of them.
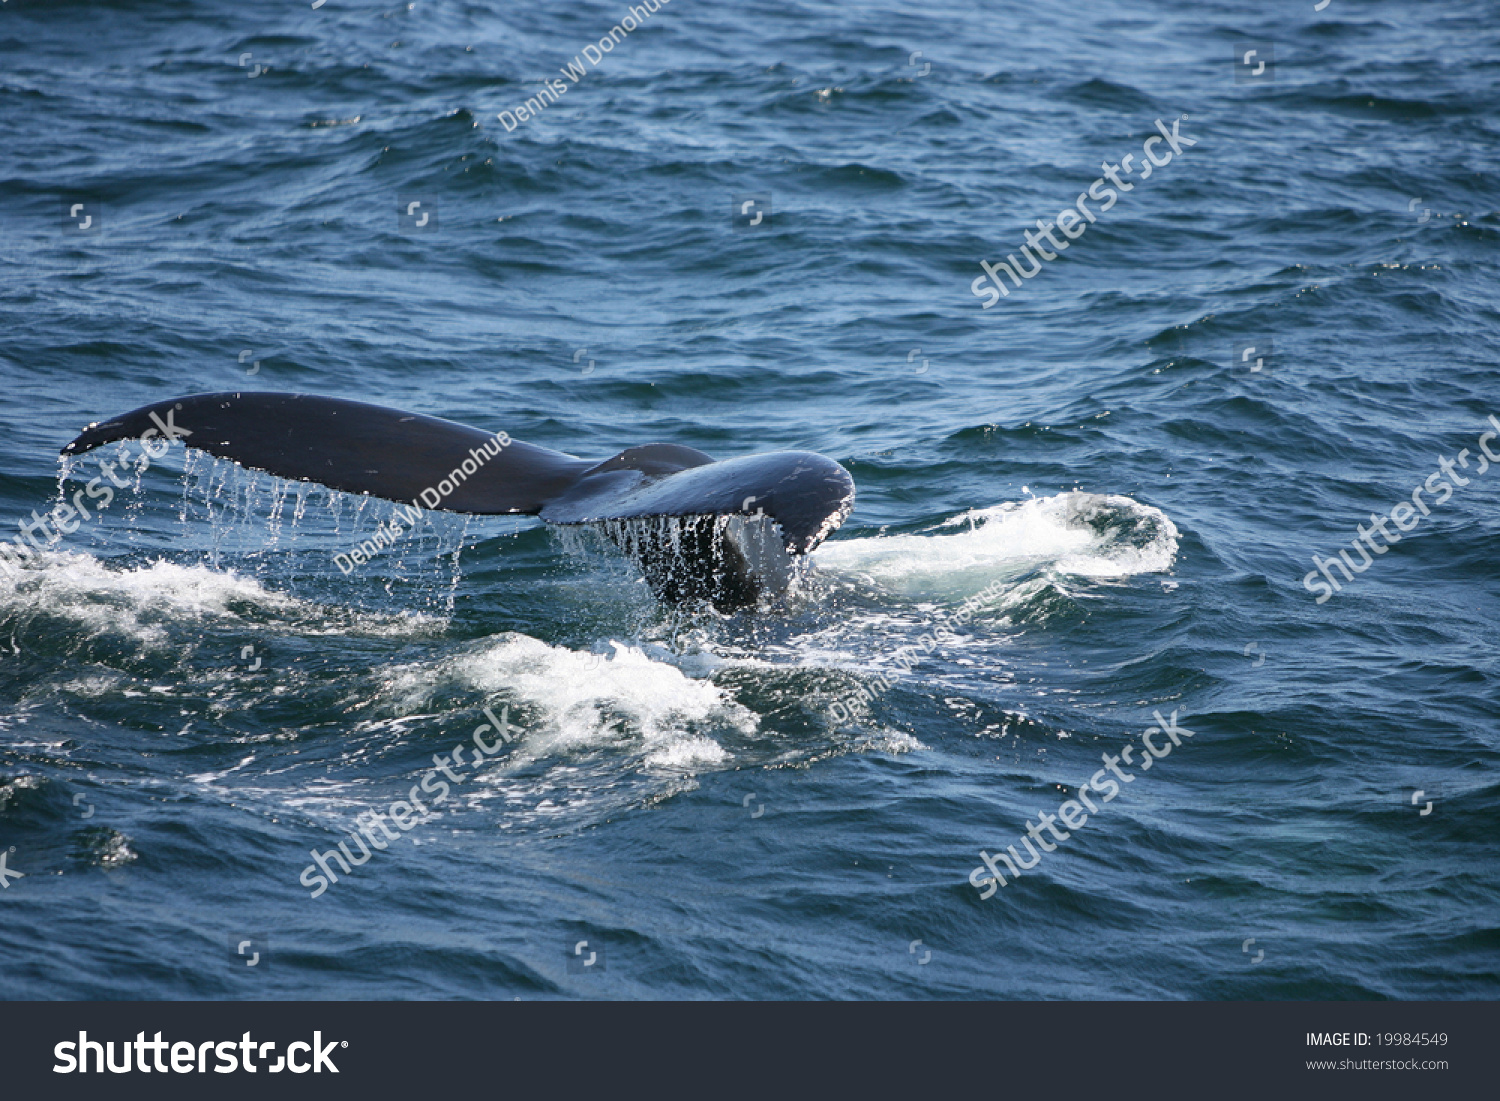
[1,0,1497,1000]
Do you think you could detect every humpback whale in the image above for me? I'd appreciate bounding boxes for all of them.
[61,392,856,611]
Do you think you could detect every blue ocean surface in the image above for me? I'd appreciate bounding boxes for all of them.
[1,0,1497,999]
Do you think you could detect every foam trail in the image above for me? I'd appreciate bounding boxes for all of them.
[813,492,1178,596]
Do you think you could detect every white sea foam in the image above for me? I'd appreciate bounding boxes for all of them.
[812,491,1178,594]
[0,549,441,646]
[387,633,754,768]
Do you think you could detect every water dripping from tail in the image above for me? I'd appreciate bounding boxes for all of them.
[558,513,801,612]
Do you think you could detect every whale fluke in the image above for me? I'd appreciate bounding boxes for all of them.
[61,392,855,610]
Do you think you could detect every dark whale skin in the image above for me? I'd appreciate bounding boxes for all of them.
[62,391,855,610]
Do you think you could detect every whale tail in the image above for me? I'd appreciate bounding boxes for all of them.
[62,392,854,610]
